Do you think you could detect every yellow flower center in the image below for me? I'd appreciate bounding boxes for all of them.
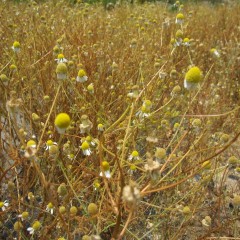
[102,161,110,171]
[13,41,20,48]
[81,141,90,150]
[32,221,41,230]
[78,69,86,77]
[54,113,71,129]
[131,151,139,157]
[185,67,202,83]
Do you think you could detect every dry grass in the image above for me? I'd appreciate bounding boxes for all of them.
[0,0,240,239]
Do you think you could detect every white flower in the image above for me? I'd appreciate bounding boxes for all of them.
[175,18,184,24]
[27,221,41,235]
[27,227,35,235]
[82,148,92,156]
[100,170,111,179]
[76,69,88,83]
[45,140,58,150]
[128,150,139,161]
[210,48,220,58]
[81,141,92,156]
[76,75,88,83]
[0,200,9,211]
[184,79,200,90]
[136,100,152,119]
[55,54,68,63]
[97,123,104,132]
[12,46,20,53]
[136,110,151,119]
[46,202,54,215]
[56,73,68,80]
[18,211,29,221]
[100,161,111,179]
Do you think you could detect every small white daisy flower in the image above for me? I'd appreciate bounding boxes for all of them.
[210,48,220,58]
[0,200,9,211]
[46,202,54,215]
[27,221,41,235]
[55,53,68,63]
[81,141,92,156]
[18,211,29,221]
[128,150,139,161]
[12,41,20,53]
[175,13,184,24]
[97,123,104,132]
[76,69,88,83]
[100,161,111,179]
[136,100,152,119]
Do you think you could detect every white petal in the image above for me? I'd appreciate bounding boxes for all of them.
[27,227,34,234]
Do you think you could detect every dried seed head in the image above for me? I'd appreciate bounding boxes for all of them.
[122,181,140,207]
[70,206,78,216]
[14,221,23,231]
[87,203,98,216]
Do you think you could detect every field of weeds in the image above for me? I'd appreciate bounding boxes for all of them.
[0,0,240,239]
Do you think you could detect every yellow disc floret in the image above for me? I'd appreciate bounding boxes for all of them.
[185,67,202,83]
[32,221,41,230]
[13,41,20,48]
[57,53,64,59]
[131,151,139,157]
[78,69,87,77]
[46,140,53,146]
[176,13,184,19]
[27,140,37,147]
[81,141,90,150]
[175,30,183,39]
[102,161,110,171]
[87,203,98,216]
[54,113,71,129]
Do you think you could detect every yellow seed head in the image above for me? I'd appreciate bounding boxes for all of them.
[59,206,66,214]
[87,83,94,92]
[70,206,78,215]
[14,221,23,231]
[182,206,191,215]
[57,183,68,196]
[0,74,9,82]
[175,30,183,39]
[155,148,166,159]
[86,136,92,142]
[228,156,238,165]
[32,113,40,122]
[56,63,68,74]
